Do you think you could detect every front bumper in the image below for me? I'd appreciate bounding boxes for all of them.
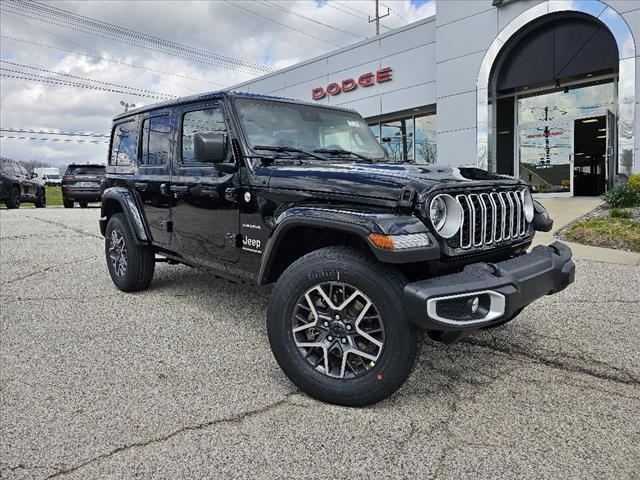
[404,241,574,332]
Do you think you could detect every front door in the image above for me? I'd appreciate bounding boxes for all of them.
[170,104,240,263]
[518,122,573,196]
[136,112,173,245]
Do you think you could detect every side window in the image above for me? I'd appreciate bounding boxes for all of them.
[141,115,171,166]
[110,121,138,166]
[181,107,227,165]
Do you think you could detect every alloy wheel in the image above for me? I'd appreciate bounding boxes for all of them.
[108,229,128,277]
[291,282,385,379]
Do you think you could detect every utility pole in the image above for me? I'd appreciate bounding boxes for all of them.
[368,0,390,36]
[120,100,136,112]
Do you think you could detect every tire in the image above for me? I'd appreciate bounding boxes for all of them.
[267,246,418,407]
[104,213,155,292]
[5,187,20,209]
[481,307,525,329]
[79,201,88,208]
[63,198,74,208]
[34,189,46,208]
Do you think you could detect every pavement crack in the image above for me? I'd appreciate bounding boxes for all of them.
[44,392,298,479]
[463,338,639,386]
[0,256,95,286]
[21,214,102,239]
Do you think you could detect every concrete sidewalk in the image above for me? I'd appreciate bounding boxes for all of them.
[533,196,640,266]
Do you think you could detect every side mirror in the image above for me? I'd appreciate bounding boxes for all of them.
[30,173,37,179]
[194,132,226,163]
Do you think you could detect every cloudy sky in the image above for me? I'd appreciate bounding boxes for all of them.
[0,0,435,166]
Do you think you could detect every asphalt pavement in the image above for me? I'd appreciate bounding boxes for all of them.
[1,208,639,479]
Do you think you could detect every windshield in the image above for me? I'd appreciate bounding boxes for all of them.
[236,98,386,159]
[66,165,105,175]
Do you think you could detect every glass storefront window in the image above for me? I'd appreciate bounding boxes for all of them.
[517,82,614,125]
[381,119,414,162]
[415,114,437,164]
[368,112,436,164]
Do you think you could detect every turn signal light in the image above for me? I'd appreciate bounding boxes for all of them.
[368,233,395,250]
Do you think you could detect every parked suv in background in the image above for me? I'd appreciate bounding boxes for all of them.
[1,158,46,209]
[62,163,106,208]
[100,92,575,406]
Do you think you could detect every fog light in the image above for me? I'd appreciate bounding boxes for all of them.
[469,296,480,314]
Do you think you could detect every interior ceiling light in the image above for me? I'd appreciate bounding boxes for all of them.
[596,135,606,139]
[575,152,585,155]
[598,128,606,132]
[581,118,599,123]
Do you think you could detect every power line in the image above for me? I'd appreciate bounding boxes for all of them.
[0,72,171,100]
[379,1,409,24]
[2,0,272,75]
[0,128,109,138]
[0,135,108,144]
[224,1,341,47]
[331,1,392,30]
[11,0,273,74]
[1,60,177,98]
[0,34,227,87]
[261,1,365,39]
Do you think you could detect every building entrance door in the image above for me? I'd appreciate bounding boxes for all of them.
[518,122,573,196]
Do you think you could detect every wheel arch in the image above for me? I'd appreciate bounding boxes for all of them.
[100,187,149,242]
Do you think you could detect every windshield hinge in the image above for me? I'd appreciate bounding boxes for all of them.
[397,186,416,211]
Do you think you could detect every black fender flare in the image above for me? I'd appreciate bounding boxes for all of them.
[256,206,440,285]
[99,187,149,242]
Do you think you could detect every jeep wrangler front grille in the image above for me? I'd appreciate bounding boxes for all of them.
[455,190,529,250]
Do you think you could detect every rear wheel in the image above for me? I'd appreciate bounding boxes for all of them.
[105,213,155,292]
[34,189,46,208]
[267,246,418,407]
[63,198,74,208]
[5,187,20,209]
[79,200,88,208]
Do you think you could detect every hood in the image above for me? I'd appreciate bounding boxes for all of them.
[267,161,518,201]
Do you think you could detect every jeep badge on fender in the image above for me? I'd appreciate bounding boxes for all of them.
[100,91,575,407]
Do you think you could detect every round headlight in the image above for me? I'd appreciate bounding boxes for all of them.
[428,194,463,239]
[522,189,534,223]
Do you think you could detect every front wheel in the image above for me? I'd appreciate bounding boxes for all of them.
[105,213,155,292]
[267,246,418,407]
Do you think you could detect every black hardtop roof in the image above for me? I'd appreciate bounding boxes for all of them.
[112,91,357,122]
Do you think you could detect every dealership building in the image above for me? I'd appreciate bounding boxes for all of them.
[232,0,639,197]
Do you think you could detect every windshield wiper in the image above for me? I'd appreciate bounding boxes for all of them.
[254,145,326,161]
[313,148,376,163]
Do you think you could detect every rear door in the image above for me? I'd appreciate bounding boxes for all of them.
[136,111,173,246]
[170,103,240,263]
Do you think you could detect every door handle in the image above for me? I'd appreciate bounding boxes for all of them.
[134,182,148,191]
[170,185,189,193]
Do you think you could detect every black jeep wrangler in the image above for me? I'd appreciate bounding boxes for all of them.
[100,92,574,406]
[1,158,46,209]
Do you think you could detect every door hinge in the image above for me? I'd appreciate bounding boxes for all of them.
[161,220,173,232]
[398,186,416,211]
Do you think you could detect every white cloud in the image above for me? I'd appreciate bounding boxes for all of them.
[0,0,434,166]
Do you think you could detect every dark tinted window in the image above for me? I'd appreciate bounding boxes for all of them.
[181,107,227,164]
[18,164,29,176]
[110,121,138,166]
[141,115,171,165]
[66,165,105,175]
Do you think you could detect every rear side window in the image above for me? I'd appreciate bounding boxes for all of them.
[110,121,138,166]
[141,115,171,165]
[181,107,227,165]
